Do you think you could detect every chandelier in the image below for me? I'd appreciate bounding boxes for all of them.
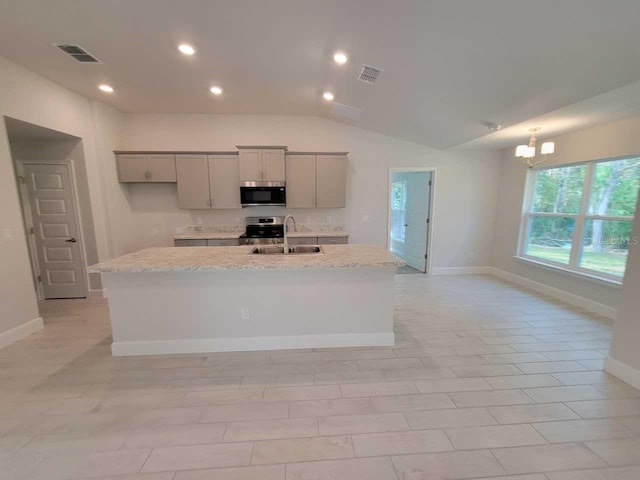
[515,127,555,168]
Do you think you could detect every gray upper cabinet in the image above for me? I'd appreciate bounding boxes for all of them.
[286,155,316,208]
[208,155,241,209]
[316,155,347,208]
[176,154,211,209]
[286,154,347,208]
[239,148,285,182]
[117,154,176,183]
[262,150,286,181]
[176,154,241,210]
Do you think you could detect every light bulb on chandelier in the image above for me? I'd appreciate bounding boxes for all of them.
[515,128,555,168]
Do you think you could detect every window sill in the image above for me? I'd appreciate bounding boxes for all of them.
[513,256,623,288]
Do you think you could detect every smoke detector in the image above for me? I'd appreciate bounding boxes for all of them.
[55,44,102,63]
[358,65,383,84]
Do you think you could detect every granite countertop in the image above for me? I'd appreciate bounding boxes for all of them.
[88,245,403,273]
[174,231,350,240]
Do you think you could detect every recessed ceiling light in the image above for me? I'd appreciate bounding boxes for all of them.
[178,44,196,55]
[98,84,114,93]
[210,86,223,95]
[333,52,348,64]
[323,92,334,101]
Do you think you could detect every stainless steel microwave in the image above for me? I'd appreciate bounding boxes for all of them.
[240,182,286,207]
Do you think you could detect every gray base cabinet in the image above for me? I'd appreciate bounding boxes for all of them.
[288,236,348,245]
[174,238,240,247]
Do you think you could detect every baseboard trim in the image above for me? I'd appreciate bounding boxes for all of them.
[431,266,493,275]
[604,356,640,390]
[0,317,44,350]
[489,267,617,319]
[112,332,395,356]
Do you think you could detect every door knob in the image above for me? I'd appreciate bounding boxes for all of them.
[403,224,408,227]
[65,237,77,243]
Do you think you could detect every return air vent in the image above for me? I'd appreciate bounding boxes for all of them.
[55,44,102,63]
[331,102,363,120]
[358,65,383,84]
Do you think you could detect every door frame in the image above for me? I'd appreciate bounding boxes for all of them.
[387,167,437,274]
[15,160,89,300]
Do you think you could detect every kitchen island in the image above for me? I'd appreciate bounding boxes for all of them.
[89,245,403,356]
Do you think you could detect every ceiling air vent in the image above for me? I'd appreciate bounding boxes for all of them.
[55,44,102,63]
[331,102,363,120]
[358,64,383,84]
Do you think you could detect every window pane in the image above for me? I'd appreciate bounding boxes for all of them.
[526,216,575,264]
[589,158,640,217]
[579,219,633,277]
[532,165,586,214]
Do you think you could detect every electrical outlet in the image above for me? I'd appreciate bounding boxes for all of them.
[326,215,332,223]
[2,228,13,240]
[235,217,241,224]
[151,228,159,236]
[196,217,203,225]
[241,307,251,320]
[175,226,183,234]
[361,215,370,223]
[306,216,311,224]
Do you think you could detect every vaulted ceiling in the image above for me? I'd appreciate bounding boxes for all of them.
[2,0,640,149]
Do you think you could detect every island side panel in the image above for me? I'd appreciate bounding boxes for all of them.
[102,267,395,355]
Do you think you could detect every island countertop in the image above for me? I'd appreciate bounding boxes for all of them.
[88,245,404,273]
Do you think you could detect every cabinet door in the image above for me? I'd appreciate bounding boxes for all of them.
[262,149,286,181]
[318,236,348,245]
[176,155,211,209]
[147,154,176,182]
[238,150,263,182]
[207,239,240,246]
[174,239,207,247]
[286,155,316,208]
[117,154,148,182]
[208,155,241,209]
[288,237,318,246]
[316,155,347,208]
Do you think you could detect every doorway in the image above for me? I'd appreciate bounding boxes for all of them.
[5,117,96,300]
[388,168,434,274]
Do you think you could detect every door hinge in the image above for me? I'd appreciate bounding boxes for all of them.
[37,275,42,282]
[426,218,430,224]
[424,254,428,259]
[29,227,34,234]
[428,180,432,186]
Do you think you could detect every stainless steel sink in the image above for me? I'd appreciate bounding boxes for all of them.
[250,245,323,255]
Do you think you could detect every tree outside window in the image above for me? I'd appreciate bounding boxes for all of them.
[522,157,640,279]
[391,181,407,241]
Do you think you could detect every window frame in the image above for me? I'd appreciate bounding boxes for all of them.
[518,156,638,283]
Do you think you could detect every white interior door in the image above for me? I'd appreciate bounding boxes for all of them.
[390,171,431,271]
[24,163,87,299]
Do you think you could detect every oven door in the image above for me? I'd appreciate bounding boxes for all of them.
[240,184,286,207]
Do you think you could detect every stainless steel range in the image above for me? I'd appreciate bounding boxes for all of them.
[239,216,285,245]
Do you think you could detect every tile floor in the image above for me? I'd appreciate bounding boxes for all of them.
[1,274,639,479]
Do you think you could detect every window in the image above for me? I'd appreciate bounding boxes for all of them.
[390,180,407,241]
[520,157,640,281]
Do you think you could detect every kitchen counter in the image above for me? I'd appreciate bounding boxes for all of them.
[89,245,402,273]
[91,244,399,356]
[173,230,349,240]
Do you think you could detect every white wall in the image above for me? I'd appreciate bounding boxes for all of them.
[492,116,640,309]
[0,56,120,339]
[119,114,501,269]
[607,195,640,386]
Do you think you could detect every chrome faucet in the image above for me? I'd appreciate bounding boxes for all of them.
[283,215,296,254]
